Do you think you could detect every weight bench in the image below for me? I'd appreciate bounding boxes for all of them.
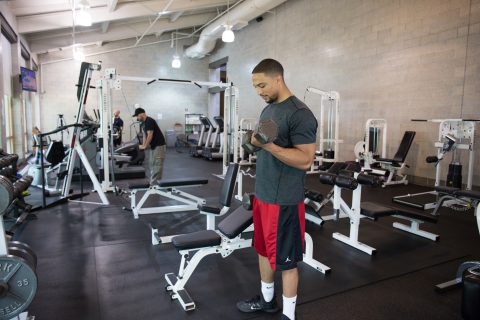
[375,131,416,187]
[125,177,208,219]
[165,207,330,311]
[149,164,239,244]
[319,171,438,255]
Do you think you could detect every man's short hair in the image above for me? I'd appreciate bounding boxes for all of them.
[252,59,284,78]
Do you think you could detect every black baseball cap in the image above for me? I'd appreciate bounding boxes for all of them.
[132,107,145,117]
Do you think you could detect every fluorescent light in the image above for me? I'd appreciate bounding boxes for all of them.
[222,24,235,42]
[172,54,181,68]
[76,0,92,26]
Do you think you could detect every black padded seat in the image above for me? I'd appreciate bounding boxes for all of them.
[172,230,221,251]
[158,177,208,188]
[435,186,460,194]
[128,182,151,189]
[376,158,401,167]
[360,202,396,220]
[218,206,253,239]
[197,204,221,215]
[394,209,438,224]
[455,190,480,201]
[377,131,416,166]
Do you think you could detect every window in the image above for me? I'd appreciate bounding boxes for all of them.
[4,95,13,153]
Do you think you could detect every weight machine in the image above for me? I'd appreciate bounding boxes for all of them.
[43,61,110,208]
[353,119,387,174]
[235,118,258,201]
[393,119,478,210]
[304,87,342,173]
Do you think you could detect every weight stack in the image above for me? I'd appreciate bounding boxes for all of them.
[323,150,335,159]
[462,267,480,320]
[446,163,462,188]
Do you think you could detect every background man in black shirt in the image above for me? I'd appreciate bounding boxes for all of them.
[133,107,166,185]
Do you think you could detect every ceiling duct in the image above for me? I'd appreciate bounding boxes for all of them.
[186,0,287,59]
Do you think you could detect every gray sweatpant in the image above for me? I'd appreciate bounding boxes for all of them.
[149,145,166,185]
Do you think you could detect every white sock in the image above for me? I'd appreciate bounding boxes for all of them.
[261,281,274,302]
[283,295,297,320]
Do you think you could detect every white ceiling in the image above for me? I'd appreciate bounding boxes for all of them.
[8,0,238,53]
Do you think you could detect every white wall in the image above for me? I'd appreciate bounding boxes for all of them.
[208,0,480,187]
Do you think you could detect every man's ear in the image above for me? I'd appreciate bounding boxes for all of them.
[275,74,282,84]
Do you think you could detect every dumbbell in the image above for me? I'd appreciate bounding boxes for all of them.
[242,192,254,211]
[241,119,279,154]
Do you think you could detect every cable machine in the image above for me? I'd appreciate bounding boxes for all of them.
[305,87,342,173]
[393,119,478,210]
[60,62,109,206]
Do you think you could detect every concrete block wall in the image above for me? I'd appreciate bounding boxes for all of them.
[38,36,210,144]
[209,0,480,187]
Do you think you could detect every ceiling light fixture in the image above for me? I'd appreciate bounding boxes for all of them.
[76,0,92,27]
[73,45,85,61]
[222,0,235,43]
[172,31,181,68]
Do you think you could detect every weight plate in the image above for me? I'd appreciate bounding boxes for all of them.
[0,176,13,213]
[8,248,36,271]
[0,255,37,320]
[354,141,365,160]
[8,242,37,268]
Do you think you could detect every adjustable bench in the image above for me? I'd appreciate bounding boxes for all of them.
[375,131,416,187]
[125,177,208,219]
[149,164,239,244]
[319,171,438,255]
[165,207,330,311]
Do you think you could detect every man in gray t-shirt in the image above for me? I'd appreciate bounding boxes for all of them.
[236,59,317,320]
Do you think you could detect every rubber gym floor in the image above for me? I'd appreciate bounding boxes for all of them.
[16,147,480,320]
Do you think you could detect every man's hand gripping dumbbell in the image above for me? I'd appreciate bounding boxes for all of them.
[241,119,279,154]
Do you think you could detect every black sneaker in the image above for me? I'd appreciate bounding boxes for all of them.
[280,312,297,320]
[236,294,280,313]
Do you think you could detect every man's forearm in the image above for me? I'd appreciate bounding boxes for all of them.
[143,132,153,147]
[262,143,315,171]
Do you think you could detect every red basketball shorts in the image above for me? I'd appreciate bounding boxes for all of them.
[252,196,306,271]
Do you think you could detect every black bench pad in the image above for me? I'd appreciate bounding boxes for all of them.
[172,230,221,251]
[455,190,480,201]
[394,209,438,224]
[361,202,396,220]
[128,182,151,189]
[218,206,253,239]
[376,158,401,167]
[198,204,221,215]
[435,186,460,194]
[158,177,208,187]
[362,202,438,224]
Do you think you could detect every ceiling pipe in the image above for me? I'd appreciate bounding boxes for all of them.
[185,0,287,59]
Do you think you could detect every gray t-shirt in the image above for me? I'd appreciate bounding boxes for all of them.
[255,96,318,205]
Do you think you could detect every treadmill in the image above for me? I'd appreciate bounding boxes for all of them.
[202,116,224,160]
[190,117,216,157]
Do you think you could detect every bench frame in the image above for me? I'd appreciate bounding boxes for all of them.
[328,173,438,255]
[165,209,330,311]
[128,184,206,219]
